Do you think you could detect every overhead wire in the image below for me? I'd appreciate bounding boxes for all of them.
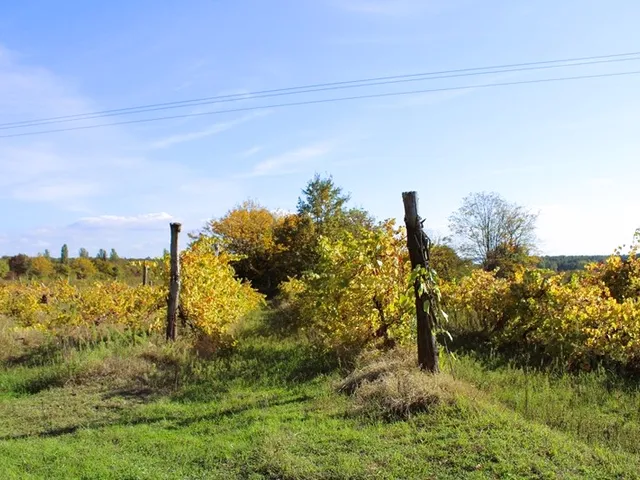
[1,50,640,131]
[1,69,638,139]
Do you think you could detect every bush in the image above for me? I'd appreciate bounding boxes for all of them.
[281,220,415,355]
[442,234,640,370]
[175,236,265,348]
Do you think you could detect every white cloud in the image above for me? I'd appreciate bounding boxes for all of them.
[148,112,266,149]
[71,212,174,230]
[248,143,332,177]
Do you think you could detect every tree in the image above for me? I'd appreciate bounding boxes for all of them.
[30,255,54,278]
[430,244,473,281]
[94,258,119,278]
[297,174,350,229]
[79,248,89,258]
[109,248,120,262]
[272,213,318,282]
[204,200,280,294]
[0,259,9,279]
[449,192,537,271]
[60,244,69,264]
[96,249,107,261]
[8,254,30,277]
[71,257,96,279]
[297,175,375,237]
[43,249,51,259]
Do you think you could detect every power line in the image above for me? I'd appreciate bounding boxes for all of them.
[2,50,640,130]
[1,69,638,139]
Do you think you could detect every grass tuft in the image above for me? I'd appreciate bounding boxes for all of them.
[339,349,470,419]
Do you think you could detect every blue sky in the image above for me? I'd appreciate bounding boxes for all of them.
[1,0,639,258]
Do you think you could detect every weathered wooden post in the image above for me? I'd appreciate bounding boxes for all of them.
[402,191,439,373]
[142,263,149,286]
[167,222,182,341]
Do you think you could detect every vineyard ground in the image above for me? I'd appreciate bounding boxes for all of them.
[0,314,639,479]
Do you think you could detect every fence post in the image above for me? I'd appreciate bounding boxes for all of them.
[402,191,439,373]
[142,263,149,286]
[167,222,182,341]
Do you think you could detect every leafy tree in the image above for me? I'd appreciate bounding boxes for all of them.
[272,213,318,282]
[484,243,539,279]
[109,248,120,262]
[297,174,350,229]
[449,192,537,271]
[43,249,51,259]
[79,248,90,258]
[430,244,473,281]
[94,258,119,279]
[30,255,54,278]
[0,259,9,279]
[60,244,69,264]
[96,249,108,261]
[8,254,30,277]
[72,257,97,279]
[204,200,280,294]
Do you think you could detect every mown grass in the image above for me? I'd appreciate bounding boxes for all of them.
[1,315,640,478]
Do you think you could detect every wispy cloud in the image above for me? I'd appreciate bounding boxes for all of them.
[70,212,174,230]
[148,112,267,149]
[247,143,332,177]
[239,146,264,158]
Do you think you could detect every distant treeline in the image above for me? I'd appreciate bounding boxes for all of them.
[538,255,620,272]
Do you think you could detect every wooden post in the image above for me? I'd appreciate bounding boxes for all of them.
[402,191,439,373]
[167,222,182,341]
[142,263,149,286]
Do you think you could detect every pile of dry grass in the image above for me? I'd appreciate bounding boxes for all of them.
[338,349,469,419]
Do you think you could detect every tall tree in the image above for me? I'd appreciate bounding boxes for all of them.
[297,174,350,229]
[79,248,90,258]
[43,249,51,259]
[449,192,537,270]
[109,248,120,262]
[96,249,108,261]
[60,244,69,264]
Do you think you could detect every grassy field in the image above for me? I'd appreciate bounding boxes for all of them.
[1,315,640,479]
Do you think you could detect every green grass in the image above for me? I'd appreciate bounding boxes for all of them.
[444,351,640,455]
[1,317,640,479]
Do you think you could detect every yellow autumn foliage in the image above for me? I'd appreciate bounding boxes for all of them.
[0,236,263,347]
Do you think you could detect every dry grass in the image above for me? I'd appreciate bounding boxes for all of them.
[339,348,473,419]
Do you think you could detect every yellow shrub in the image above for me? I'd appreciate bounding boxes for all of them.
[179,236,264,345]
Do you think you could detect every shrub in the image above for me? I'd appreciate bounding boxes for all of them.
[282,220,415,355]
